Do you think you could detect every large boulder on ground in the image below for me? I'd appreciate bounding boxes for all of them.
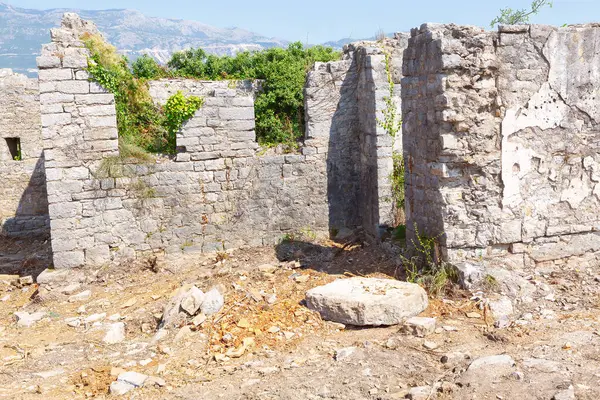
[305,278,428,326]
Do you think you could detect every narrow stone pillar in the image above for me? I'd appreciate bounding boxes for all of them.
[37,13,118,268]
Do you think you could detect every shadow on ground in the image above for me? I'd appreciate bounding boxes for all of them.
[274,238,402,279]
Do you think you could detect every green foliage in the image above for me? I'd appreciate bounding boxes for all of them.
[490,0,553,27]
[402,224,456,297]
[163,91,204,151]
[390,152,405,210]
[132,54,167,79]
[83,34,202,154]
[166,42,340,148]
[377,48,401,138]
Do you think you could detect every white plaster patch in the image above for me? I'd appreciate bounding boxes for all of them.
[560,177,590,209]
[501,83,569,208]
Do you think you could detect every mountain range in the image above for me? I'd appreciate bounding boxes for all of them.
[0,2,297,76]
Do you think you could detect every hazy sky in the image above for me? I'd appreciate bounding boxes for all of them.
[9,0,599,43]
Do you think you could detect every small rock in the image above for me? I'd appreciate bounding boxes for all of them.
[145,376,166,387]
[306,278,428,326]
[258,264,277,273]
[552,385,575,400]
[408,386,431,400]
[1,294,10,302]
[65,317,81,327]
[60,283,81,295]
[494,315,511,329]
[423,341,438,350]
[161,285,193,329]
[68,290,91,302]
[152,329,169,343]
[442,325,458,332]
[36,268,83,285]
[335,347,357,361]
[283,331,295,340]
[19,276,34,285]
[201,287,224,316]
[103,322,126,344]
[110,380,135,395]
[192,313,207,326]
[404,317,436,337]
[14,311,46,327]
[265,294,277,304]
[510,371,524,381]
[294,274,309,283]
[268,326,280,333]
[84,313,106,324]
[522,313,533,321]
[77,305,86,314]
[469,355,515,370]
[488,296,514,320]
[118,371,148,387]
[440,351,470,367]
[466,312,481,319]
[109,313,121,321]
[180,286,205,315]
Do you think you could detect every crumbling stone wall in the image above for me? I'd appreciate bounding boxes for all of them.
[403,23,600,269]
[37,14,120,268]
[305,36,407,238]
[0,68,48,236]
[39,14,330,268]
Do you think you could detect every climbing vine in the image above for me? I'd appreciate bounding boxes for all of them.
[377,48,402,138]
[163,91,204,152]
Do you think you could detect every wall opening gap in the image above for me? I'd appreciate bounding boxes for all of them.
[5,138,21,161]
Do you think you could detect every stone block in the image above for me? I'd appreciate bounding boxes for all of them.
[36,56,61,69]
[53,250,85,269]
[218,107,255,120]
[306,278,428,326]
[38,68,73,81]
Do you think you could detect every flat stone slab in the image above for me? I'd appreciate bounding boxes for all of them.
[305,278,428,326]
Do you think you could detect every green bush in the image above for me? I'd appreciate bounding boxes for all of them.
[166,42,341,149]
[83,33,202,154]
[132,54,166,79]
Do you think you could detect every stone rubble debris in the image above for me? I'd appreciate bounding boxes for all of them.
[103,322,125,344]
[404,316,437,337]
[14,311,46,327]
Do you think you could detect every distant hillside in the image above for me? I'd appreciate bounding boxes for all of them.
[0,2,288,76]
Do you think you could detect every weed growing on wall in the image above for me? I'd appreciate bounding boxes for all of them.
[133,42,341,150]
[163,91,204,152]
[402,224,456,297]
[376,48,401,138]
[377,45,405,225]
[490,0,552,27]
[83,34,202,154]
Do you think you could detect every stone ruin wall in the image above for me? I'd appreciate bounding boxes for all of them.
[20,12,600,271]
[403,23,600,270]
[305,36,406,238]
[30,13,404,268]
[0,68,49,237]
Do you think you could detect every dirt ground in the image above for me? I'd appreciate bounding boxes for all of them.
[1,235,600,399]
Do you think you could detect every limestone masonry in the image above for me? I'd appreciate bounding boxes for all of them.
[403,23,600,269]
[0,68,48,237]
[3,13,600,271]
